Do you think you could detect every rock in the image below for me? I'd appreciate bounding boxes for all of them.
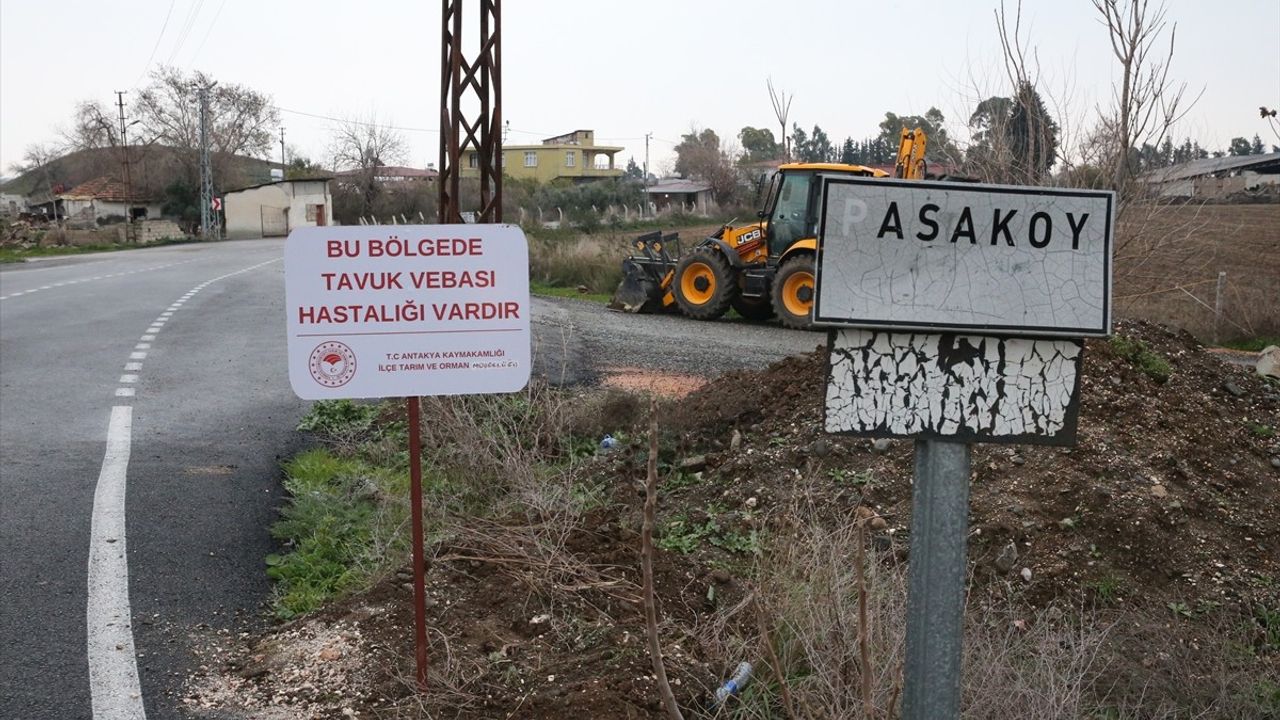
[1271,457,1280,470]
[868,515,888,531]
[1223,381,1246,398]
[729,429,742,452]
[1257,345,1280,379]
[679,455,708,473]
[1150,484,1168,499]
[810,438,830,457]
[318,646,342,661]
[1011,455,1026,466]
[744,496,758,509]
[872,438,893,454]
[994,542,1019,573]
[1020,567,1033,582]
[710,569,732,584]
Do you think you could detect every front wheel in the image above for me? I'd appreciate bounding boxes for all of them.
[672,248,736,320]
[771,254,816,330]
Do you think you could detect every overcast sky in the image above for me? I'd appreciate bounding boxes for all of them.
[2,0,1277,177]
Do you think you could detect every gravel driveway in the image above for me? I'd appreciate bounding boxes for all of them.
[530,295,825,385]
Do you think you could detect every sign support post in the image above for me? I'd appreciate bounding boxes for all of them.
[901,438,970,719]
[407,396,429,690]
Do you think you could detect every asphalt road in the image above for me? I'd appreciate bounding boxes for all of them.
[0,239,821,719]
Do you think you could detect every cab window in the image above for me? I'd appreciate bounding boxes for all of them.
[769,172,814,254]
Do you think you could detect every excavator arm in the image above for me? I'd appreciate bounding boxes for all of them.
[895,128,928,180]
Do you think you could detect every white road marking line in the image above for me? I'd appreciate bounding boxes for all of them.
[81,256,280,717]
[140,335,155,342]
[135,344,150,350]
[159,312,173,318]
[87,406,146,720]
[0,259,201,303]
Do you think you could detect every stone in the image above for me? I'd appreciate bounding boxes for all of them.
[710,569,731,584]
[1257,345,1280,379]
[994,542,1019,573]
[1150,484,1168,499]
[729,429,742,452]
[1271,457,1280,470]
[810,438,831,458]
[1223,381,1246,398]
[868,515,888,531]
[318,646,342,661]
[679,455,708,473]
[1020,567,1033,582]
[1011,454,1026,466]
[872,438,893,454]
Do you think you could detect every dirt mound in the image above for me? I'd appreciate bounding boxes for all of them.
[185,320,1278,718]
[665,319,1280,610]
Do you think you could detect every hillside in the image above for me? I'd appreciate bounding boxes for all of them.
[2,145,281,200]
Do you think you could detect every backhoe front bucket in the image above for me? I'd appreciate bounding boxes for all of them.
[607,231,679,313]
[610,259,663,313]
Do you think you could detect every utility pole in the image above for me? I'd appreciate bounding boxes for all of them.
[279,126,287,174]
[115,91,134,241]
[197,82,219,240]
[643,131,652,217]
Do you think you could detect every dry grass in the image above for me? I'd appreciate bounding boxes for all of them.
[697,508,1279,719]
[1115,203,1280,342]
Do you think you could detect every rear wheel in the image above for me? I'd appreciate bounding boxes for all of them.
[731,294,775,321]
[673,248,736,320]
[772,254,816,329]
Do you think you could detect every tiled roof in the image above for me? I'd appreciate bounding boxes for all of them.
[60,176,138,202]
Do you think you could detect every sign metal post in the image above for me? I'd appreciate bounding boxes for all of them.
[407,396,428,689]
[813,176,1114,718]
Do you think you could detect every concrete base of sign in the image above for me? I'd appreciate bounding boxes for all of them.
[824,329,1083,444]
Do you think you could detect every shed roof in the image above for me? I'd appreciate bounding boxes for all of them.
[1143,152,1280,183]
[645,179,712,194]
[224,177,332,195]
[333,165,437,179]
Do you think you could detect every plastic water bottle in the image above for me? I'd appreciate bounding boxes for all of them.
[712,661,753,706]
[600,434,618,451]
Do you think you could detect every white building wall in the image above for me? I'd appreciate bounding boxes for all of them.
[224,181,332,240]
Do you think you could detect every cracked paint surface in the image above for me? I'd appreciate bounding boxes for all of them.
[815,178,1113,336]
[825,329,1082,442]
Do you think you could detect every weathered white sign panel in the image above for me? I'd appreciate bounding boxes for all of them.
[814,177,1113,337]
[284,225,531,400]
[825,329,1082,444]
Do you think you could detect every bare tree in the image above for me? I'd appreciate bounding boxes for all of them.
[1091,0,1192,192]
[134,66,278,184]
[60,101,120,152]
[767,77,794,161]
[329,114,408,219]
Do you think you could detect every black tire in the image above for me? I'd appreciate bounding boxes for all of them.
[771,254,817,330]
[731,294,775,321]
[672,248,737,320]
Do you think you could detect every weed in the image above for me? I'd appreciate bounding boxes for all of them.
[656,516,707,554]
[710,527,762,555]
[661,471,702,492]
[1248,422,1276,439]
[1167,601,1193,619]
[1255,605,1280,651]
[1087,575,1122,604]
[296,399,383,447]
[1109,335,1172,383]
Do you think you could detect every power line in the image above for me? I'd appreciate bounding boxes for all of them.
[133,0,177,87]
[187,0,227,66]
[165,0,205,67]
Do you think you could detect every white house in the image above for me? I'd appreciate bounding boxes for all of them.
[223,178,333,239]
[58,177,161,227]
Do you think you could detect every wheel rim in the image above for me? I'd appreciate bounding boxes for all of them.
[782,270,814,317]
[680,262,717,304]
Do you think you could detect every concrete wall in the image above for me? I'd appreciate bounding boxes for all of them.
[224,180,332,239]
[62,198,163,227]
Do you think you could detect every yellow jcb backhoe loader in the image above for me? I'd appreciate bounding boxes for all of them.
[611,129,928,330]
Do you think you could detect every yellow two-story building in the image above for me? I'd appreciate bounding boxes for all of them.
[464,129,624,183]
